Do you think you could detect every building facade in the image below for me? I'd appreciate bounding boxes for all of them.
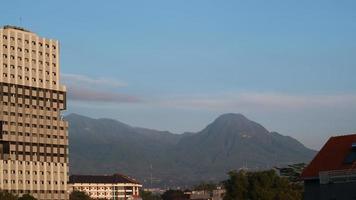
[69,174,142,200]
[301,134,356,200]
[0,25,68,199]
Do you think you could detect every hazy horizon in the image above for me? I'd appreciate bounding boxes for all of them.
[2,0,356,150]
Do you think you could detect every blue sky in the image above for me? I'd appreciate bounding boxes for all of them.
[1,0,356,149]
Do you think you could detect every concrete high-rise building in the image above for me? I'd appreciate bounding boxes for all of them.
[0,25,68,200]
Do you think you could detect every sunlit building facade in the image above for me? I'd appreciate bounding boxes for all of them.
[0,25,68,200]
[69,174,142,200]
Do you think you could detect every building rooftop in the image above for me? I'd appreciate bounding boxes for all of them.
[301,134,356,180]
[69,173,140,184]
[2,25,32,33]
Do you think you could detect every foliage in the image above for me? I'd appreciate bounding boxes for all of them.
[223,170,303,200]
[0,190,18,200]
[275,163,307,183]
[193,182,217,192]
[18,194,37,200]
[161,190,188,200]
[140,190,162,200]
[69,191,92,200]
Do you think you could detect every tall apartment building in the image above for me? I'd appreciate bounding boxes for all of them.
[0,25,68,200]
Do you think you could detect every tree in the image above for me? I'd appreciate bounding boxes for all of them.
[161,190,188,200]
[18,194,37,200]
[140,190,162,200]
[0,190,18,200]
[223,170,303,200]
[69,191,92,200]
[193,182,217,192]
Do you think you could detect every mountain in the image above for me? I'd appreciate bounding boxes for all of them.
[67,113,316,187]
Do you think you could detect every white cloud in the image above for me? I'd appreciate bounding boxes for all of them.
[62,73,140,103]
[62,73,127,88]
[68,86,141,103]
[155,92,356,111]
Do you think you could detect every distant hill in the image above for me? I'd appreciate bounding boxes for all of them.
[67,113,316,187]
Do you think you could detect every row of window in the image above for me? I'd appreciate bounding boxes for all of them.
[8,142,67,148]
[2,35,57,49]
[2,54,57,66]
[2,160,67,167]
[2,95,64,104]
[2,45,56,58]
[2,179,64,185]
[6,152,67,161]
[2,73,57,85]
[2,97,63,104]
[75,186,128,190]
[4,169,65,176]
[1,107,61,118]
[1,84,65,97]
[2,131,66,139]
[3,190,66,194]
[3,63,57,74]
[2,103,60,111]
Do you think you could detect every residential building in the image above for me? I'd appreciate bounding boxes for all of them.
[301,134,356,200]
[184,187,225,200]
[69,174,142,200]
[0,25,68,199]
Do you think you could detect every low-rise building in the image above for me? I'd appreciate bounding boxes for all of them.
[184,187,225,200]
[69,173,142,200]
[301,134,356,200]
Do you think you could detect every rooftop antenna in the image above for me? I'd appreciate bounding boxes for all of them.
[19,17,23,27]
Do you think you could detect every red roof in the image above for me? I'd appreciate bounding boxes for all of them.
[301,134,356,179]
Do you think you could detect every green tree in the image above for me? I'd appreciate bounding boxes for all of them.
[161,190,187,200]
[140,190,162,200]
[0,190,18,200]
[69,191,92,200]
[193,182,217,192]
[18,194,37,200]
[223,170,303,200]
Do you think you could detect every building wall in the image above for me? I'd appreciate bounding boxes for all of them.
[0,26,68,200]
[304,179,356,200]
[70,183,142,200]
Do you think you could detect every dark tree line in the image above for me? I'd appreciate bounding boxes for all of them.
[0,191,37,200]
[223,170,303,200]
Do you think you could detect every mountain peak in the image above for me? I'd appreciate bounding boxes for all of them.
[215,113,248,122]
[201,113,270,137]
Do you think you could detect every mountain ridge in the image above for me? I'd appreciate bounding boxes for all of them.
[67,113,316,187]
